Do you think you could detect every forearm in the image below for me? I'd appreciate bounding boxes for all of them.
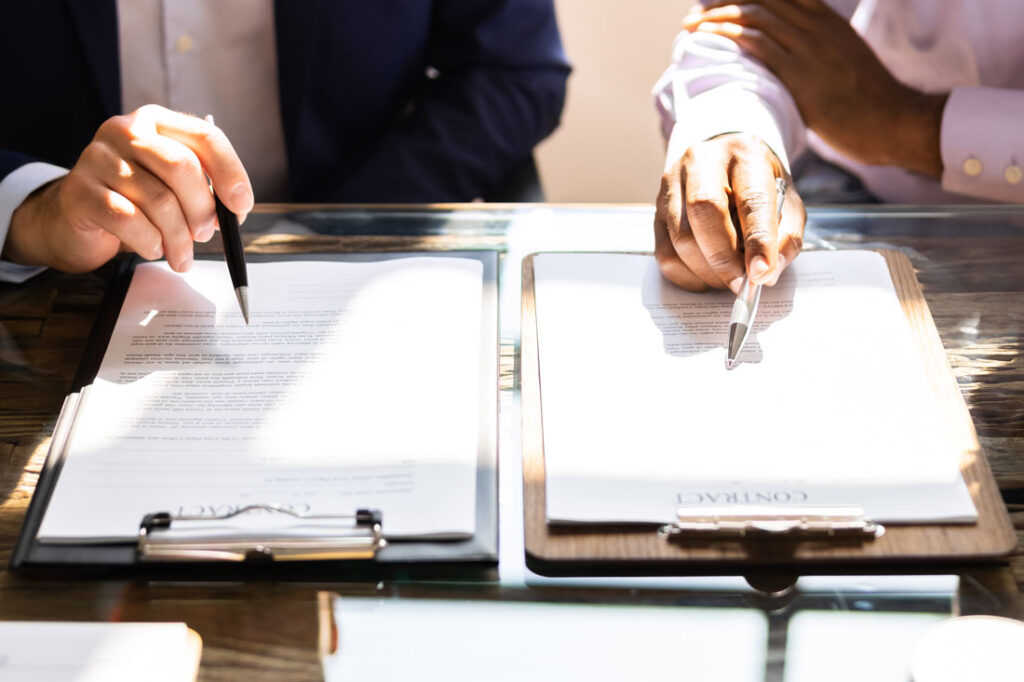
[882,88,947,178]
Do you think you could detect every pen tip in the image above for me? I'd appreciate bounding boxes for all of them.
[725,358,736,370]
[235,286,250,324]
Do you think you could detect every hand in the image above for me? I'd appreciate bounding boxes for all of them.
[5,105,253,274]
[655,133,805,292]
[683,0,947,177]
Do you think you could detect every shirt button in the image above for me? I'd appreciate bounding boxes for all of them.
[963,157,982,177]
[176,34,194,53]
[1005,165,1022,185]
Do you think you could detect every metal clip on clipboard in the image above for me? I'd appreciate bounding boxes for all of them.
[657,506,885,541]
[138,504,386,562]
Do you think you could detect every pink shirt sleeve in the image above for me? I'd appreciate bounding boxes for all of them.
[652,31,807,172]
[941,86,1024,203]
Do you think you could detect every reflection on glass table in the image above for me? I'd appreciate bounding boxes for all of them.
[1,203,1022,681]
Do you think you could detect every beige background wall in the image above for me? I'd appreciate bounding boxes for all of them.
[535,0,696,203]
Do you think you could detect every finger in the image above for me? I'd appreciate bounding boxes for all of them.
[692,22,793,76]
[141,107,254,216]
[63,173,166,263]
[655,166,716,291]
[766,187,807,285]
[115,133,210,269]
[687,0,821,31]
[683,3,808,52]
[683,150,745,292]
[662,161,728,289]
[654,216,709,291]
[84,141,207,270]
[729,161,782,285]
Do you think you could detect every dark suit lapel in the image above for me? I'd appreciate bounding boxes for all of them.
[65,0,121,116]
[274,0,324,151]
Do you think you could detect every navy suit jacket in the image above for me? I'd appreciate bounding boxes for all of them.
[0,1,569,202]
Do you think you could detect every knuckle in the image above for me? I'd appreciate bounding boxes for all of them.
[164,150,202,179]
[98,115,132,139]
[724,132,764,154]
[136,103,164,119]
[787,232,805,253]
[686,193,727,221]
[198,122,227,149]
[101,193,132,221]
[149,185,180,216]
[744,227,775,250]
[737,191,773,217]
[705,251,738,271]
[62,169,89,197]
[668,221,695,246]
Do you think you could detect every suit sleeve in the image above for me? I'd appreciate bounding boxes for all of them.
[319,0,570,202]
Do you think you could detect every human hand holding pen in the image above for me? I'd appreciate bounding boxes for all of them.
[654,132,805,293]
[5,105,253,275]
[725,176,787,368]
[205,115,250,324]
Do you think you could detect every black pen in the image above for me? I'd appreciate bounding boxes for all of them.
[204,115,250,324]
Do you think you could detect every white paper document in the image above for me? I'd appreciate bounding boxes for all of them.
[326,597,767,682]
[0,622,197,682]
[532,251,977,525]
[40,255,489,542]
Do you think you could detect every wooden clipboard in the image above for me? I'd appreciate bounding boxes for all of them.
[521,250,1016,575]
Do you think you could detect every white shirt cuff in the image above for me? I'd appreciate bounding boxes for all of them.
[941,86,1024,203]
[663,87,793,173]
[0,162,69,283]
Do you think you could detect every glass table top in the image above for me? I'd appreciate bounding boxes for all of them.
[1,203,1022,680]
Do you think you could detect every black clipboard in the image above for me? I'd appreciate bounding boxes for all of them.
[11,251,499,577]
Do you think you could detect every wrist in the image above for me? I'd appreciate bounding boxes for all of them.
[3,179,61,267]
[889,89,948,178]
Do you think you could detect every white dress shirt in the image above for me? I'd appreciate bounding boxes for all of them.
[654,0,1024,204]
[0,0,287,282]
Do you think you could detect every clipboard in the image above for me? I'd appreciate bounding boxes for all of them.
[11,251,499,576]
[521,250,1016,575]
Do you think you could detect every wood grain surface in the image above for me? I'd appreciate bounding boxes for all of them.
[1,208,1023,678]
[522,250,1016,572]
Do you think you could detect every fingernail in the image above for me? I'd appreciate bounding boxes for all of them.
[767,255,786,286]
[750,256,771,282]
[230,183,254,212]
[727,276,744,294]
[196,221,215,242]
[177,253,193,272]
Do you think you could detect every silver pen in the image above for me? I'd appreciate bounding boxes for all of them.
[725,176,787,369]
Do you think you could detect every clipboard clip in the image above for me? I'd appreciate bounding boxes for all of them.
[138,504,387,562]
[657,505,884,540]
